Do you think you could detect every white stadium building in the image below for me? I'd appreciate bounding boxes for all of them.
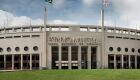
[0,24,140,70]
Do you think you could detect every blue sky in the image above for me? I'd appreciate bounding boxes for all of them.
[0,0,140,29]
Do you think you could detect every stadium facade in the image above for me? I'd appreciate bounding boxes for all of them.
[0,24,140,70]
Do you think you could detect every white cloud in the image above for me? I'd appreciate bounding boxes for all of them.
[2,0,140,29]
[98,19,115,27]
[0,10,79,27]
[53,0,65,8]
[104,20,114,26]
[112,0,140,29]
[0,10,43,27]
[83,0,95,6]
[49,20,79,25]
[0,10,14,27]
[10,16,43,26]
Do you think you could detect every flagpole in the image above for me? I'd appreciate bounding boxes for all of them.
[42,4,47,69]
[44,7,47,32]
[43,0,53,69]
[101,0,105,69]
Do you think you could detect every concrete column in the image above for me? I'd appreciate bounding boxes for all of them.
[4,55,6,69]
[21,54,23,70]
[39,53,42,70]
[114,54,116,69]
[4,28,6,33]
[128,30,130,39]
[128,55,131,68]
[40,27,42,31]
[87,46,91,69]
[97,45,101,69]
[42,31,47,69]
[30,54,32,70]
[12,28,15,32]
[58,44,62,69]
[78,46,81,69]
[47,46,52,69]
[30,26,33,32]
[121,55,124,69]
[68,46,72,69]
[49,27,52,31]
[59,26,61,31]
[88,27,90,31]
[135,55,137,69]
[12,54,14,70]
[97,27,99,32]
[21,27,23,32]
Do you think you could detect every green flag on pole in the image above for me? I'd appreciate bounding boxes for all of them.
[45,0,53,4]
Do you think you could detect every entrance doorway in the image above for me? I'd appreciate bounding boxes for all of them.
[81,47,87,69]
[6,55,12,70]
[91,47,97,69]
[0,55,4,70]
[14,55,21,69]
[71,46,78,69]
[51,46,59,69]
[108,55,114,69]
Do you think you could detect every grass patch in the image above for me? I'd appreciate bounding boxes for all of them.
[0,69,140,80]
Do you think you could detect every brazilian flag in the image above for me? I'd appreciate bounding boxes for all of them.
[45,0,53,4]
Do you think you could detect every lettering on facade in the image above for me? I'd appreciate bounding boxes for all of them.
[48,36,98,46]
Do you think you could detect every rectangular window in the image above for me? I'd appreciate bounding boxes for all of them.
[32,35,40,37]
[14,36,21,38]
[116,36,122,39]
[42,27,50,31]
[15,28,22,32]
[137,32,140,36]
[61,27,69,31]
[123,37,129,39]
[130,38,135,40]
[22,35,30,37]
[23,28,30,32]
[51,27,59,31]
[6,29,13,33]
[130,31,135,35]
[122,30,126,34]
[107,36,114,38]
[80,27,88,31]
[32,27,40,32]
[107,29,113,33]
[0,29,5,33]
[98,28,102,32]
[0,37,4,39]
[6,36,12,38]
[116,30,121,33]
[89,28,96,32]
[125,31,129,34]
